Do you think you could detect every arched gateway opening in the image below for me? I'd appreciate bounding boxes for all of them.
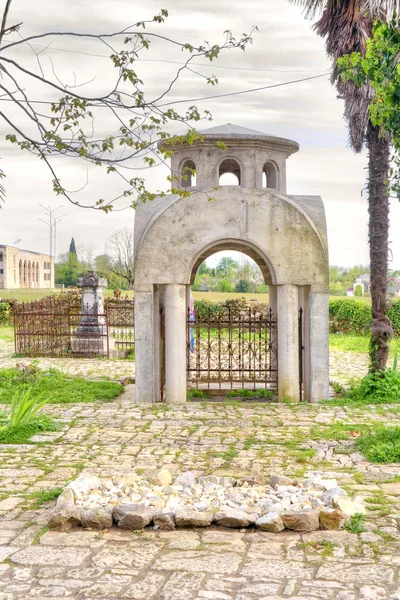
[188,244,278,396]
[134,123,329,405]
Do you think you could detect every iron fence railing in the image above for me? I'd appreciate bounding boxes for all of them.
[14,297,134,358]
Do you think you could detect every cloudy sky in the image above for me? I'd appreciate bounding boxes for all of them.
[1,0,399,269]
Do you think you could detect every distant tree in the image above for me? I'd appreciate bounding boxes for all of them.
[218,278,234,293]
[69,238,77,256]
[197,262,213,276]
[235,279,250,293]
[55,251,82,287]
[94,254,128,289]
[216,257,239,278]
[106,228,134,289]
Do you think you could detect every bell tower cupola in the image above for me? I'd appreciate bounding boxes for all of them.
[167,122,299,194]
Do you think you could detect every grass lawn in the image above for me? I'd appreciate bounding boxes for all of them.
[0,326,14,342]
[330,333,400,356]
[0,368,124,404]
[192,291,269,302]
[0,289,62,302]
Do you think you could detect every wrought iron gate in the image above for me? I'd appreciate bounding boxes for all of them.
[186,304,277,393]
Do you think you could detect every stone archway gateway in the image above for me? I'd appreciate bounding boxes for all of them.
[134,123,329,404]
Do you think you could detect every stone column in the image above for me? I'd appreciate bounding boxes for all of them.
[277,284,300,402]
[269,285,278,376]
[164,284,187,404]
[308,292,329,402]
[135,288,157,403]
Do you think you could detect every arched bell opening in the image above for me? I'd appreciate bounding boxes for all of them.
[262,161,279,190]
[180,159,197,188]
[218,158,241,186]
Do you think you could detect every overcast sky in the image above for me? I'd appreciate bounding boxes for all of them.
[1,0,399,269]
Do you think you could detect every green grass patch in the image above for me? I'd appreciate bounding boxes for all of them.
[0,415,61,444]
[187,389,210,399]
[329,333,400,355]
[243,435,257,450]
[311,422,372,441]
[24,487,63,508]
[356,426,400,463]
[0,326,14,342]
[344,513,366,534]
[225,388,273,399]
[0,368,124,404]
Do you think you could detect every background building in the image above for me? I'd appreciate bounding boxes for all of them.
[0,245,54,289]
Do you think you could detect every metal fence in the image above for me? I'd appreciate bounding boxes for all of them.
[14,297,134,358]
[186,304,278,393]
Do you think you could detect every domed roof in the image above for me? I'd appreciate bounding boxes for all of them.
[198,122,299,154]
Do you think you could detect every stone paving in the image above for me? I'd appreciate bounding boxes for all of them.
[2,382,400,598]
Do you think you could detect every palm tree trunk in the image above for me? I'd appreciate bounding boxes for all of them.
[367,121,393,371]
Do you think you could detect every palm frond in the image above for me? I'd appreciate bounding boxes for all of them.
[366,0,400,21]
[287,0,346,19]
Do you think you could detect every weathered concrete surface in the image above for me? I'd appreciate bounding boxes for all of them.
[134,123,330,404]
[1,381,400,598]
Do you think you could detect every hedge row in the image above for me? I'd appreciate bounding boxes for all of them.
[193,298,400,336]
[329,299,400,336]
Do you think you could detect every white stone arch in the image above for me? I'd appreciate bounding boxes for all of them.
[218,156,242,186]
[134,187,328,290]
[188,238,277,286]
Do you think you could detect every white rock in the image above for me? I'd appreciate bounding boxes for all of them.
[322,487,348,505]
[155,469,172,486]
[256,512,285,533]
[333,496,367,516]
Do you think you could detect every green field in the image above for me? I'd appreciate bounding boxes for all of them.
[0,289,375,305]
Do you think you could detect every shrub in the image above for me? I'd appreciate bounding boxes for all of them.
[218,278,234,293]
[193,298,248,320]
[356,427,400,463]
[235,279,250,293]
[345,369,400,404]
[0,299,14,325]
[329,299,372,334]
